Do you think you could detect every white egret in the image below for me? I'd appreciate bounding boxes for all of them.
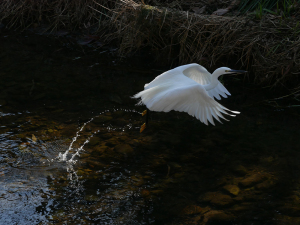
[133,63,247,132]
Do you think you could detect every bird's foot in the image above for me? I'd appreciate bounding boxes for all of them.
[142,110,147,116]
[140,123,146,133]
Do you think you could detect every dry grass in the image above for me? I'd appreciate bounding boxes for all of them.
[1,0,300,89]
[110,0,300,88]
[0,0,114,31]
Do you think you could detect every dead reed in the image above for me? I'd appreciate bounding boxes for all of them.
[1,0,300,88]
[0,0,114,31]
[110,0,300,88]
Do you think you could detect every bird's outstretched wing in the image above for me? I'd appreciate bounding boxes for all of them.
[134,75,239,125]
[182,64,231,100]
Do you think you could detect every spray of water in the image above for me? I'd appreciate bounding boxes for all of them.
[53,108,142,201]
[57,118,94,162]
[58,108,140,165]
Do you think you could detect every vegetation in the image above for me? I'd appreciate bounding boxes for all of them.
[1,0,300,89]
[112,1,300,89]
[242,0,298,11]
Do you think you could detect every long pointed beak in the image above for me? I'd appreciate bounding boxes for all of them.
[228,70,247,74]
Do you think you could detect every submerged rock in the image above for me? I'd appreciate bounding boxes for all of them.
[85,159,107,169]
[88,137,102,146]
[92,145,109,154]
[101,133,113,140]
[223,185,240,196]
[106,137,119,147]
[151,190,164,195]
[181,205,203,215]
[112,111,125,118]
[279,205,300,217]
[131,176,145,186]
[140,189,150,197]
[128,139,140,146]
[153,130,181,145]
[203,210,233,224]
[239,174,264,187]
[230,204,248,212]
[255,179,274,190]
[232,165,248,176]
[200,192,233,206]
[114,144,134,154]
[93,115,113,124]
[111,118,127,126]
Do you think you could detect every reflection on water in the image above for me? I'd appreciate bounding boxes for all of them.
[0,131,54,224]
[0,168,53,224]
[0,107,156,224]
[1,30,300,225]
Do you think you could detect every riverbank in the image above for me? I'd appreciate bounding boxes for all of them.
[1,0,300,91]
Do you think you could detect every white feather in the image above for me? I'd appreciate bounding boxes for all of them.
[133,63,244,125]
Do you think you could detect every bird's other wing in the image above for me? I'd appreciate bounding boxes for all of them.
[144,67,185,90]
[182,63,211,85]
[134,76,239,125]
[207,83,231,100]
[182,63,231,100]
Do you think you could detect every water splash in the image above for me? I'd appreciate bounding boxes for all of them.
[58,108,140,162]
[56,108,141,185]
[57,118,94,162]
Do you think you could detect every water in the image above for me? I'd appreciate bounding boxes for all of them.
[1,30,300,225]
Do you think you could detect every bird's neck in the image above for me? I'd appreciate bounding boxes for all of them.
[204,72,222,91]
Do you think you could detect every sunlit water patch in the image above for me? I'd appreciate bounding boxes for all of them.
[47,109,156,224]
[0,169,54,224]
[0,133,58,224]
[0,108,152,224]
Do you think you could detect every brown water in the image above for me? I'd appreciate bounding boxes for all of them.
[1,30,300,225]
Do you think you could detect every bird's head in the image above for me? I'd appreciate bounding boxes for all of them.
[214,67,247,76]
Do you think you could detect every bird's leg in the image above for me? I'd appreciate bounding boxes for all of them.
[140,123,146,133]
[140,109,149,133]
[142,110,147,116]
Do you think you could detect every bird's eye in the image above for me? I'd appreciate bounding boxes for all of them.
[225,70,229,72]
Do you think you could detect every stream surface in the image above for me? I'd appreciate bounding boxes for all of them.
[1,30,300,225]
